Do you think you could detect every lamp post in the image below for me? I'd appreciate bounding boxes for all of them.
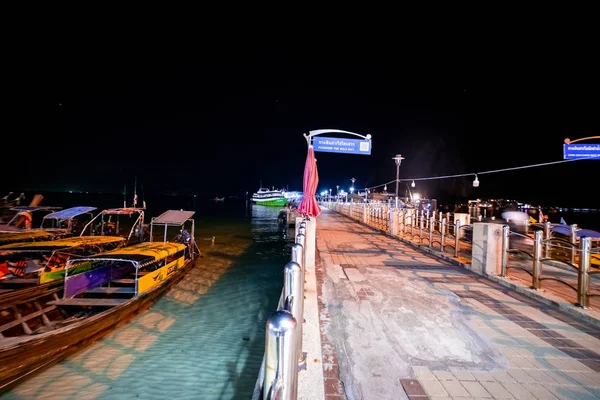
[336,185,339,201]
[392,154,405,209]
[329,188,332,201]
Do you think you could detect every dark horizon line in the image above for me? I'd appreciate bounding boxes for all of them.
[2,188,598,211]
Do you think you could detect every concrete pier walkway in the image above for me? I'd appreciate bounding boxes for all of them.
[315,209,600,400]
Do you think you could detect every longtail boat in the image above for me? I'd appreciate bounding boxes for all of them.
[0,206,97,246]
[0,206,62,232]
[0,210,199,392]
[0,236,126,292]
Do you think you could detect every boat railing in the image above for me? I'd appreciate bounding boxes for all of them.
[254,218,308,400]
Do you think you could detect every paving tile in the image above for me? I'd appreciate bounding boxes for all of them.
[412,366,437,381]
[449,368,476,381]
[521,383,560,400]
[480,380,514,399]
[501,382,534,399]
[507,369,537,384]
[419,379,448,397]
[523,369,559,385]
[440,380,470,397]
[432,370,455,381]
[492,370,517,383]
[399,379,428,397]
[461,381,492,398]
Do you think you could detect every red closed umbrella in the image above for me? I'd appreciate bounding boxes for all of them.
[297,146,321,218]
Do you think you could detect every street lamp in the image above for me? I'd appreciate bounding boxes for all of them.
[329,188,332,201]
[392,154,405,208]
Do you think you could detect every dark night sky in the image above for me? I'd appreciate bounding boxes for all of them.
[4,34,599,207]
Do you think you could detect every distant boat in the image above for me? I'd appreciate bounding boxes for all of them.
[213,197,225,202]
[251,188,287,207]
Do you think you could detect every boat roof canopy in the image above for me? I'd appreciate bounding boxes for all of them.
[44,206,97,220]
[84,242,185,267]
[152,210,195,226]
[0,236,125,251]
[101,208,144,215]
[10,206,62,212]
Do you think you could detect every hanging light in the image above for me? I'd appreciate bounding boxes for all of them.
[473,174,479,187]
[384,184,387,191]
[411,180,415,188]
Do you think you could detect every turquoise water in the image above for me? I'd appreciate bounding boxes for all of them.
[3,203,290,400]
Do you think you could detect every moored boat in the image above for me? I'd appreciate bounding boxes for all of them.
[0,209,199,392]
[0,206,96,246]
[0,236,126,288]
[251,188,287,207]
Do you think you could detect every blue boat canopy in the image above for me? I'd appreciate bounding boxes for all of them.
[44,206,97,220]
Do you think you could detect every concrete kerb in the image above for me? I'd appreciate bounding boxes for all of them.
[324,207,600,330]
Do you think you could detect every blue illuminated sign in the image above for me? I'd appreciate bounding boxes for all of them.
[563,144,600,160]
[313,137,372,155]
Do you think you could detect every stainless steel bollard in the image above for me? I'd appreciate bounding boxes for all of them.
[429,217,434,248]
[298,226,306,238]
[284,260,304,364]
[440,219,446,252]
[544,222,551,258]
[264,310,298,400]
[532,230,542,290]
[576,237,591,308]
[454,220,461,258]
[501,225,509,277]
[570,224,578,265]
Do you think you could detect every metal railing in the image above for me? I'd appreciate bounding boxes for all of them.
[323,201,598,309]
[501,225,599,308]
[260,218,309,400]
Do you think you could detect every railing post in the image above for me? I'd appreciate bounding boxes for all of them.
[264,310,298,400]
[570,224,578,265]
[284,260,304,365]
[426,210,430,229]
[544,221,551,258]
[389,209,398,236]
[454,220,461,258]
[419,214,424,243]
[410,212,414,238]
[440,218,446,252]
[576,237,591,308]
[400,210,405,235]
[501,225,509,277]
[532,230,542,290]
[429,217,434,248]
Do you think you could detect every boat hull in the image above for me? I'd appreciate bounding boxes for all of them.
[251,197,287,206]
[0,255,198,393]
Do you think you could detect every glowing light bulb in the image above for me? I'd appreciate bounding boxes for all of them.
[411,180,415,188]
[473,174,480,187]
